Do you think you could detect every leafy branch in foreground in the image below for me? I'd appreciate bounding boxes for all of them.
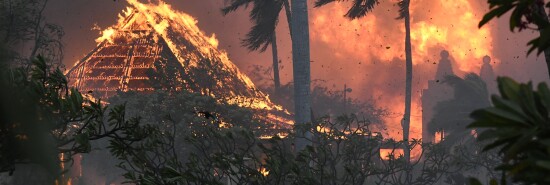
[0,56,139,182]
[479,0,550,55]
[469,77,550,184]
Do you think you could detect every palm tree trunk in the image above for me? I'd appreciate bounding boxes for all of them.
[283,0,293,41]
[271,33,281,94]
[402,0,413,183]
[291,0,312,152]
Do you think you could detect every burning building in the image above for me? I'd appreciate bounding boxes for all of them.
[66,0,290,125]
[421,50,454,143]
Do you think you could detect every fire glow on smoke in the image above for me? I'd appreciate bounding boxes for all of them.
[310,0,495,141]
[93,0,496,142]
[93,0,292,125]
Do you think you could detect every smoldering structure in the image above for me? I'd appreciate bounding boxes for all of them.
[66,0,292,126]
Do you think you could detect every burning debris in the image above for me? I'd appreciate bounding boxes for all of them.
[66,0,291,126]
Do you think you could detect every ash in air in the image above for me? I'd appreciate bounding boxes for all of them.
[0,0,549,185]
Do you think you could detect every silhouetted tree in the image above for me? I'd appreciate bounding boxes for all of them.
[221,0,292,94]
[0,56,140,184]
[0,0,64,63]
[314,0,415,176]
[479,0,550,78]
[429,74,490,145]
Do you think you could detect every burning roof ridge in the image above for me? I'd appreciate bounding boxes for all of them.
[121,0,282,109]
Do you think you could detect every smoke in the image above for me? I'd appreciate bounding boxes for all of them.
[43,0,548,139]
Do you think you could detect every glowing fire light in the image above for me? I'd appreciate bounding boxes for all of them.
[86,0,292,125]
[380,148,405,161]
[311,0,496,141]
[259,167,270,176]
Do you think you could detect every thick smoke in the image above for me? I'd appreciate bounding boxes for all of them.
[43,0,548,140]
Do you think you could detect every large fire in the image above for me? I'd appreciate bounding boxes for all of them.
[82,0,292,126]
[80,0,495,140]
[310,0,496,140]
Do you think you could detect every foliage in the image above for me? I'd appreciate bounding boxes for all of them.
[314,0,380,19]
[247,64,390,120]
[429,74,491,145]
[0,56,138,180]
[108,109,387,184]
[0,0,64,62]
[469,77,550,184]
[313,0,414,170]
[108,90,269,131]
[478,0,550,54]
[221,0,291,52]
[107,93,495,185]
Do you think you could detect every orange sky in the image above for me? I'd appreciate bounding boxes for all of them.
[44,0,549,140]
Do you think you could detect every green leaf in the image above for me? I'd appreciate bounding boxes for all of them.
[490,96,530,123]
[489,178,499,185]
[484,107,526,123]
[537,83,550,114]
[536,160,550,170]
[498,77,521,101]
[469,109,522,128]
[478,3,514,28]
[469,177,484,185]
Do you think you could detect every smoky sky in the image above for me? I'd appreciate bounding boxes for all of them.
[43,0,549,138]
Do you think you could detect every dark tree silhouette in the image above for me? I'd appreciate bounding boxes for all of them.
[429,74,490,145]
[0,0,64,63]
[314,0,415,174]
[479,0,550,78]
[221,0,292,94]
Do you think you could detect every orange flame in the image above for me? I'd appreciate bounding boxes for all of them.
[92,0,291,125]
[311,0,496,140]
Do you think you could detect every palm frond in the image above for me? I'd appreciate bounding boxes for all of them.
[428,73,491,145]
[221,0,283,52]
[396,0,409,20]
[442,75,463,86]
[346,0,379,19]
[243,0,283,52]
[314,0,338,7]
[314,0,379,19]
[221,0,254,15]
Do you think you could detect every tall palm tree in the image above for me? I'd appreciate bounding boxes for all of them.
[429,74,490,146]
[221,0,292,94]
[290,0,312,152]
[223,0,312,151]
[314,0,414,164]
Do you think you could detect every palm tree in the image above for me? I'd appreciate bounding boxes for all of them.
[429,74,490,146]
[221,0,292,94]
[291,0,312,152]
[314,0,414,164]
[222,0,312,151]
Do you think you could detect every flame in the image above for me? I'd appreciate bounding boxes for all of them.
[380,148,405,161]
[89,0,291,125]
[95,27,116,44]
[259,167,270,176]
[57,153,73,185]
[434,131,444,143]
[311,0,495,140]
